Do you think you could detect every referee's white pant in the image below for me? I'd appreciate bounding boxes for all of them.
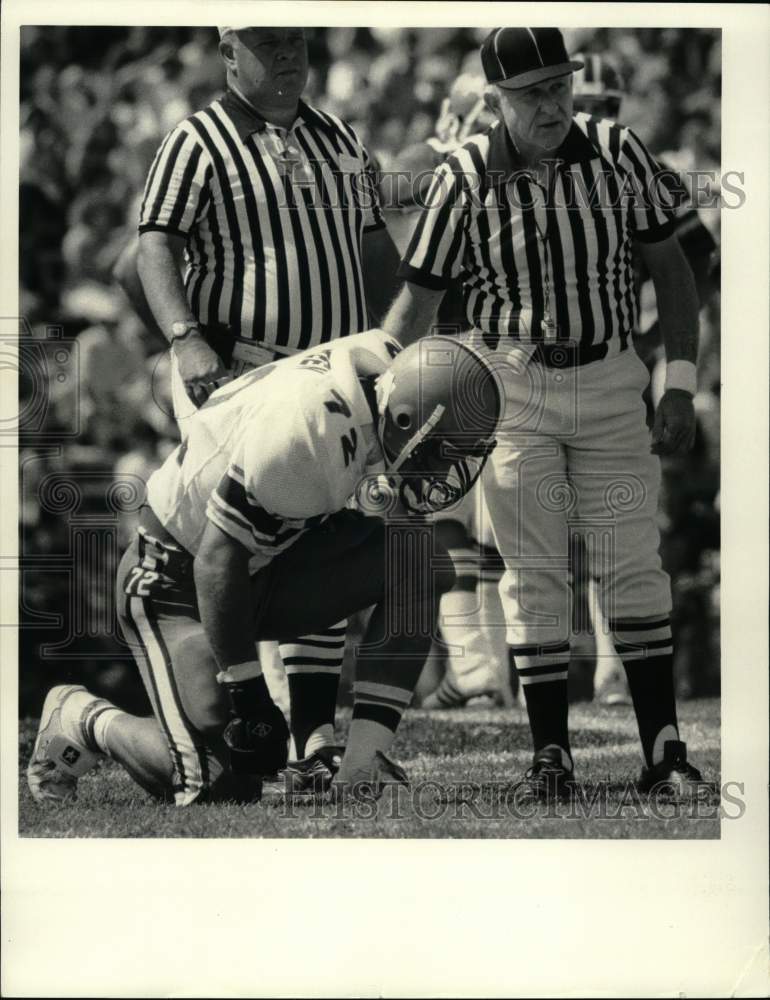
[481,346,673,686]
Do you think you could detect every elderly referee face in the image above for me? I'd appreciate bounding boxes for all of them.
[220,27,309,105]
[490,74,574,156]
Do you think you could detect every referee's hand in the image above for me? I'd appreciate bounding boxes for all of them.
[172,332,231,408]
[651,389,696,456]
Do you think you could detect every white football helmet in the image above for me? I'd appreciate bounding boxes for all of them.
[374,336,501,515]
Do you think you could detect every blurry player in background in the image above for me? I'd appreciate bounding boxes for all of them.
[384,72,496,224]
[27,331,501,806]
[569,52,718,706]
[572,52,717,356]
[382,75,511,710]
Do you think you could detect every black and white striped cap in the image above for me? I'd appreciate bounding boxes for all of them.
[481,28,583,90]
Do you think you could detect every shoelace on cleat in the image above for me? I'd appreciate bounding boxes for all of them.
[525,761,567,781]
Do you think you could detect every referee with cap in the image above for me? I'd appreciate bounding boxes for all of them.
[130,25,401,778]
[384,27,707,800]
[569,49,718,707]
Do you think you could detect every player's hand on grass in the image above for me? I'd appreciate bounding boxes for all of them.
[172,331,231,408]
[651,389,696,456]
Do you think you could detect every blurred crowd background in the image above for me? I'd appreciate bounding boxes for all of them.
[18,26,721,716]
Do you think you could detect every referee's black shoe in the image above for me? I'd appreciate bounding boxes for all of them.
[637,740,710,799]
[285,744,345,795]
[518,746,575,803]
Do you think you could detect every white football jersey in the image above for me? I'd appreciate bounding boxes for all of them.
[146,330,402,571]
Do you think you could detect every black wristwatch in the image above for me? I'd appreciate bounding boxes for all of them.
[170,321,202,343]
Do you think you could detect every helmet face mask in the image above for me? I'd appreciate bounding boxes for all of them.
[390,434,496,515]
[375,337,501,515]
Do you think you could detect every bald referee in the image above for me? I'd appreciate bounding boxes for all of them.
[132,26,400,776]
[384,27,707,800]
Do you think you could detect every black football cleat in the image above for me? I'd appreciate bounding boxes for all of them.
[284,744,346,795]
[518,746,575,804]
[637,740,709,799]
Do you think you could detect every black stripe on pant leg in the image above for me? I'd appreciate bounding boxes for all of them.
[123,591,188,790]
[129,591,207,797]
[141,598,211,790]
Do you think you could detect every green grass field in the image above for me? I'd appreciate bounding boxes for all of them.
[19,698,721,839]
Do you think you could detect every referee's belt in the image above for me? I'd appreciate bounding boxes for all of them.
[531,341,610,369]
[196,323,293,369]
[232,338,293,368]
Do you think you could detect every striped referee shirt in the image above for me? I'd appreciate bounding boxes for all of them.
[139,88,385,353]
[398,112,680,357]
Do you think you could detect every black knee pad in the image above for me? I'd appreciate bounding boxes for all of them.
[433,518,471,551]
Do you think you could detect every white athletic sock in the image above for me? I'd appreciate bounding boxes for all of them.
[91,707,125,756]
[68,692,123,757]
[651,724,680,766]
[337,719,395,782]
[441,587,498,697]
[57,689,104,746]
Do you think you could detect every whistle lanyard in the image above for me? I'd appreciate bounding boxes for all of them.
[530,164,559,338]
[263,124,315,186]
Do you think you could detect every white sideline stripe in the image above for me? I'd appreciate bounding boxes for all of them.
[130,597,204,804]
